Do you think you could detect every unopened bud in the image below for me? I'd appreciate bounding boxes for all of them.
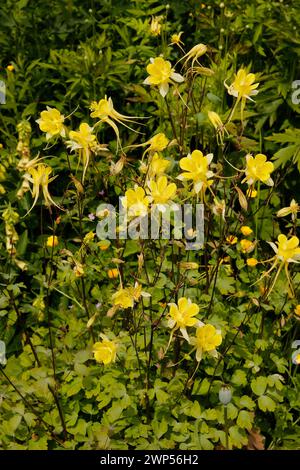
[219,385,232,405]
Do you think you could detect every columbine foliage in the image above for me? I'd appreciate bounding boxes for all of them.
[0,0,300,451]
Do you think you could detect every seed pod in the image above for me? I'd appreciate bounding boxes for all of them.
[219,385,232,405]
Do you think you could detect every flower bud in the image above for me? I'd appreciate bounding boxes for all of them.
[219,385,232,405]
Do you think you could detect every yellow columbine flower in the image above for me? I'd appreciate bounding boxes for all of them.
[225,68,259,121]
[294,305,300,317]
[247,257,258,267]
[112,284,143,309]
[293,353,300,365]
[67,123,97,182]
[178,149,214,195]
[170,32,184,45]
[226,235,238,245]
[90,95,143,148]
[150,16,162,36]
[246,188,257,198]
[112,288,133,308]
[143,57,184,97]
[36,107,65,140]
[140,152,170,180]
[271,234,300,263]
[26,164,60,215]
[46,235,58,247]
[93,335,117,365]
[240,239,255,253]
[167,297,199,342]
[226,68,259,100]
[240,225,253,236]
[148,176,177,208]
[277,199,299,221]
[190,324,222,362]
[122,185,150,218]
[148,133,169,152]
[243,153,274,187]
[260,234,300,297]
[68,123,96,149]
[133,133,169,161]
[208,111,228,144]
[179,43,207,67]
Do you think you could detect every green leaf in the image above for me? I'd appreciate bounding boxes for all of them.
[200,435,214,450]
[231,369,247,387]
[189,401,201,419]
[251,376,267,396]
[237,410,253,430]
[155,389,169,404]
[267,374,284,390]
[229,425,248,449]
[192,378,210,395]
[152,418,168,439]
[239,395,256,410]
[226,403,238,420]
[216,272,235,295]
[258,395,276,412]
[201,408,217,421]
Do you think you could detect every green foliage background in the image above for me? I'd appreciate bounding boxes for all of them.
[0,0,300,450]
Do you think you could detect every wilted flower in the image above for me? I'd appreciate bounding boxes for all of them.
[143,57,184,97]
[179,43,207,67]
[150,16,162,36]
[73,261,84,277]
[277,199,299,221]
[212,197,226,220]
